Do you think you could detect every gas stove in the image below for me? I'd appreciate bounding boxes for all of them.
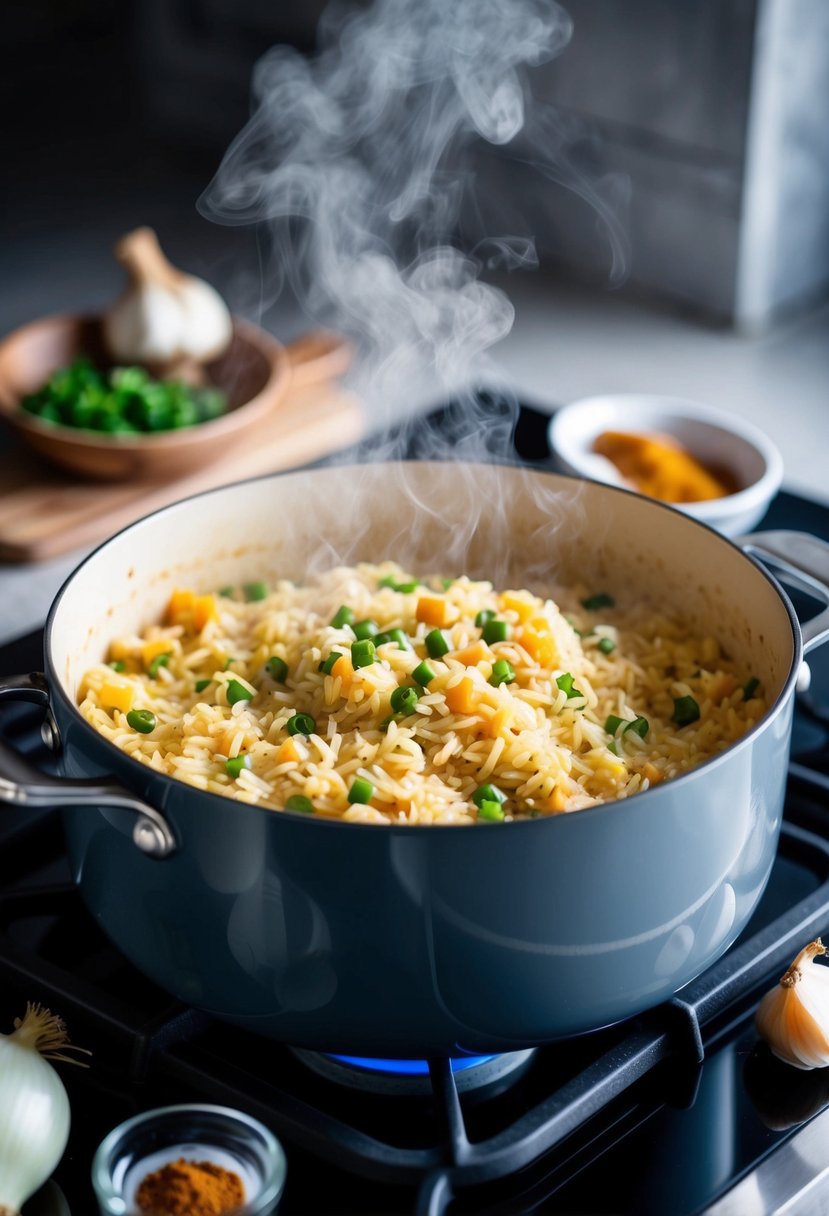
[3,400,829,1216]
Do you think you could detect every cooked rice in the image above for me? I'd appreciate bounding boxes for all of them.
[78,562,767,825]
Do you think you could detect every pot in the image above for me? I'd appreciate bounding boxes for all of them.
[1,463,828,1056]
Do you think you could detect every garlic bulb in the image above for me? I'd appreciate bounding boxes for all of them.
[0,1005,87,1216]
[756,939,829,1070]
[103,227,233,366]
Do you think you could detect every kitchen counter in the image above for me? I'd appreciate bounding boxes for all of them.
[1,268,827,647]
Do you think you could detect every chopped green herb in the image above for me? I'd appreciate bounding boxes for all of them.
[489,659,516,687]
[475,609,496,628]
[265,656,288,683]
[440,578,455,590]
[378,576,397,589]
[194,678,212,693]
[413,660,435,686]
[390,685,420,714]
[287,713,315,736]
[394,580,419,593]
[604,715,624,734]
[352,619,379,641]
[223,657,238,670]
[743,677,760,701]
[226,679,251,705]
[319,651,343,675]
[285,794,314,814]
[673,695,701,727]
[477,799,505,822]
[243,581,268,602]
[472,783,507,808]
[330,605,355,629]
[556,672,584,699]
[147,653,171,678]
[108,659,126,672]
[581,593,615,611]
[627,716,650,738]
[126,709,156,734]
[425,629,450,658]
[482,618,509,645]
[597,637,616,655]
[218,585,235,598]
[225,755,251,779]
[348,777,374,804]
[351,639,377,668]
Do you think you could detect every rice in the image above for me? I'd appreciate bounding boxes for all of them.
[77,562,767,825]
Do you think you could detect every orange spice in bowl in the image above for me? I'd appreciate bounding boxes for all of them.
[592,430,734,504]
[136,1156,245,1215]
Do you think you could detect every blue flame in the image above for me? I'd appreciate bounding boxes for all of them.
[324,1053,498,1076]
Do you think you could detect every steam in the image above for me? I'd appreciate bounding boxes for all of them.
[200,0,627,437]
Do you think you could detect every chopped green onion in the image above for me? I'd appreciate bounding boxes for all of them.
[556,672,584,699]
[581,593,615,611]
[265,656,288,682]
[743,677,760,701]
[627,716,650,738]
[390,685,420,714]
[482,619,509,644]
[673,695,701,727]
[320,651,343,675]
[223,657,238,670]
[147,652,171,678]
[604,715,624,734]
[608,740,620,756]
[413,660,435,686]
[378,575,397,589]
[348,778,374,804]
[194,678,212,693]
[379,714,398,731]
[351,639,377,668]
[475,609,495,627]
[394,580,419,593]
[243,581,268,602]
[330,605,355,629]
[478,799,505,822]
[425,629,450,658]
[489,659,516,687]
[440,578,455,590]
[374,627,410,650]
[226,679,251,705]
[472,783,507,808]
[225,755,251,779]
[108,659,126,672]
[352,619,379,641]
[285,794,314,814]
[218,585,235,598]
[597,637,616,655]
[287,713,315,736]
[126,709,156,734]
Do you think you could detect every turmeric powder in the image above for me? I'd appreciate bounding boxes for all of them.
[135,1157,245,1216]
[593,430,732,503]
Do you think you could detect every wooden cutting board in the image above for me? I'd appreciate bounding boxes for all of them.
[0,380,364,563]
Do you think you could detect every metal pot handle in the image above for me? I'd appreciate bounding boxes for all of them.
[0,672,177,859]
[740,530,829,654]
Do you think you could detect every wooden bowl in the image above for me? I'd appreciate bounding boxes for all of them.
[0,314,350,481]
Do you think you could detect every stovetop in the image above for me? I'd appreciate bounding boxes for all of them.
[3,399,829,1216]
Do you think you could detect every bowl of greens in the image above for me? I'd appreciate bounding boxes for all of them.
[0,312,299,481]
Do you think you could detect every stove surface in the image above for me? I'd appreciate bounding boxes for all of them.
[3,400,829,1216]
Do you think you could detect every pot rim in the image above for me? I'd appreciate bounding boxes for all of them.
[44,462,804,834]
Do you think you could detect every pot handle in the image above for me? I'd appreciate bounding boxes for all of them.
[0,672,177,859]
[740,531,829,654]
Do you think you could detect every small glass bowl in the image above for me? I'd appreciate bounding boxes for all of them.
[91,1104,287,1215]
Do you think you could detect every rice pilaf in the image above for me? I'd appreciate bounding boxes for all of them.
[78,562,767,824]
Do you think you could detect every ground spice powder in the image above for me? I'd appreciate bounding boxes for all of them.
[135,1156,245,1215]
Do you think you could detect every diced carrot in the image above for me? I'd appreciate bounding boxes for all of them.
[519,627,558,668]
[108,639,131,661]
[546,787,567,813]
[193,594,218,632]
[331,653,354,689]
[142,638,172,666]
[167,588,194,625]
[642,762,663,786]
[100,682,135,713]
[485,706,511,738]
[445,676,478,715]
[451,641,490,667]
[277,738,301,764]
[500,592,535,622]
[416,595,448,627]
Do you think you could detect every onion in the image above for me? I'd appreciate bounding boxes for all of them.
[0,1005,88,1216]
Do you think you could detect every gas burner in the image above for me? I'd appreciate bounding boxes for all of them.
[292,1047,537,1097]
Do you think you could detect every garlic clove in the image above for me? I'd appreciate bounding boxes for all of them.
[756,940,829,1070]
[102,227,233,368]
